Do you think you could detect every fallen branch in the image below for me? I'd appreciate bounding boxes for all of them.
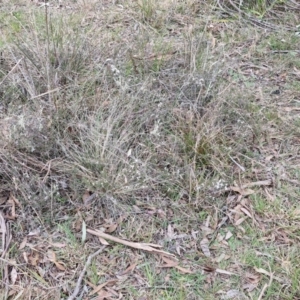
[87,229,175,257]
[67,246,106,300]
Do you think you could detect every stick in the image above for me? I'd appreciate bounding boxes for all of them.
[257,265,274,300]
[87,229,175,257]
[67,246,105,300]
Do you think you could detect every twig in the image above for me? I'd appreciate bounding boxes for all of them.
[0,57,23,86]
[241,179,272,188]
[67,246,106,300]
[30,87,60,100]
[257,265,274,300]
[257,283,268,300]
[87,229,175,257]
[271,50,300,54]
[228,155,245,172]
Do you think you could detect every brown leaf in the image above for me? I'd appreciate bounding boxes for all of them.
[235,217,247,226]
[174,265,193,274]
[225,231,233,240]
[200,238,211,257]
[160,256,179,268]
[106,287,119,297]
[265,155,274,162]
[157,209,166,218]
[89,280,118,296]
[160,256,193,273]
[7,290,18,298]
[167,224,176,240]
[10,267,17,284]
[246,272,261,281]
[191,230,199,240]
[82,191,95,206]
[240,207,253,219]
[147,209,157,216]
[82,190,91,202]
[96,289,113,299]
[132,205,141,212]
[243,283,257,292]
[23,252,28,263]
[27,228,40,237]
[72,212,83,232]
[119,262,138,275]
[282,106,300,112]
[216,268,237,275]
[232,204,243,222]
[99,237,110,245]
[47,250,66,271]
[37,266,46,278]
[85,280,97,289]
[0,212,7,249]
[230,186,255,196]
[242,180,272,188]
[7,194,16,219]
[19,237,27,250]
[106,223,118,233]
[175,242,181,256]
[47,249,56,261]
[214,253,230,263]
[0,195,7,205]
[222,290,244,299]
[264,187,275,201]
[254,267,270,276]
[10,194,21,208]
[54,261,66,271]
[116,214,127,224]
[203,265,215,272]
[49,242,66,248]
[200,225,214,236]
[28,251,40,266]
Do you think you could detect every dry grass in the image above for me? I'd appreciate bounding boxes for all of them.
[1,0,300,299]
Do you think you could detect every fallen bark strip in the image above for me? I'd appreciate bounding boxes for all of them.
[87,228,175,257]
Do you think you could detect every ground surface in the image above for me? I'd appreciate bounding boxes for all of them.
[1,0,300,299]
